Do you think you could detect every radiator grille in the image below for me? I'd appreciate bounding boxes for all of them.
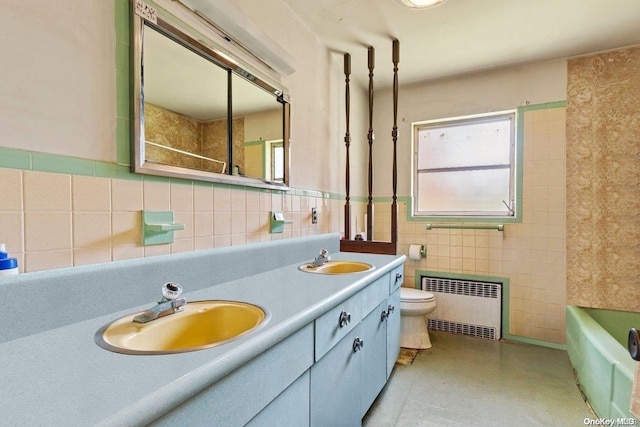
[422,275,502,340]
[427,319,496,340]
[422,277,500,299]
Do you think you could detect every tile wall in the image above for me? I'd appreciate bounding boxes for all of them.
[376,106,567,344]
[0,167,345,273]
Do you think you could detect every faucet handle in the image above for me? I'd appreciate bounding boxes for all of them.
[162,282,183,300]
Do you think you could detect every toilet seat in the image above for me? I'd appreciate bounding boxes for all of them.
[400,288,435,302]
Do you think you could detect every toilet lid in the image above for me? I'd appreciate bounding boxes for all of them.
[400,287,435,302]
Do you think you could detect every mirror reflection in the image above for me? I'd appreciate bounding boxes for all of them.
[144,26,229,174]
[134,18,289,188]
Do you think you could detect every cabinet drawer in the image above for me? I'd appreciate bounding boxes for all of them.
[315,292,361,361]
[360,274,388,318]
[389,265,404,293]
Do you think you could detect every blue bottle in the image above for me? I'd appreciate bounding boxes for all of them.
[0,243,19,275]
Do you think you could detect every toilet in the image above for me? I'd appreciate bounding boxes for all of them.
[400,287,437,349]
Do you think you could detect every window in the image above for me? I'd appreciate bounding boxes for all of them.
[413,110,517,218]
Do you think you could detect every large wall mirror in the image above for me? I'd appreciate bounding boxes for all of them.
[132,7,290,189]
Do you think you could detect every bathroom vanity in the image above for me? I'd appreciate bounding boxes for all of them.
[0,234,404,426]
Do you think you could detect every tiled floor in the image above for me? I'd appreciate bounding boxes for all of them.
[363,331,593,427]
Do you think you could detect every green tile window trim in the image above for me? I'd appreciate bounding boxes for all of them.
[399,100,567,224]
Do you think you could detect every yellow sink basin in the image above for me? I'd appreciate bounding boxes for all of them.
[298,260,374,274]
[95,300,268,355]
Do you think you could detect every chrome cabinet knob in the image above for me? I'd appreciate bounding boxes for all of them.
[353,337,364,352]
[339,310,351,328]
[387,304,395,315]
[381,309,388,322]
[395,272,403,284]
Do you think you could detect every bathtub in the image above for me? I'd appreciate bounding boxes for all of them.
[566,305,640,419]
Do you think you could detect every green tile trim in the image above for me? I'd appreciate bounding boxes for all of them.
[0,144,341,197]
[95,162,141,180]
[32,152,96,176]
[114,0,131,45]
[512,107,525,223]
[519,100,566,111]
[115,0,132,167]
[502,334,566,351]
[115,40,131,120]
[0,148,31,170]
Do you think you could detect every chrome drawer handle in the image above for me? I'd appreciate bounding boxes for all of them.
[353,337,364,353]
[338,310,351,328]
[395,273,403,284]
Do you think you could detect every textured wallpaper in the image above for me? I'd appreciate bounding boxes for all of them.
[566,46,640,311]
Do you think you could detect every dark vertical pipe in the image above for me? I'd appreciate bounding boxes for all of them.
[391,39,399,245]
[344,53,351,241]
[366,46,375,241]
[227,69,233,175]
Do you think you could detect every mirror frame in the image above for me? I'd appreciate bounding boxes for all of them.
[132,8,291,190]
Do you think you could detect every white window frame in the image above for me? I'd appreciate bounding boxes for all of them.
[412,110,518,219]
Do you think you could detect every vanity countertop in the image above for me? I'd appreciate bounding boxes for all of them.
[0,250,404,426]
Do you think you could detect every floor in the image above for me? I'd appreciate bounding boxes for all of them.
[363,331,594,427]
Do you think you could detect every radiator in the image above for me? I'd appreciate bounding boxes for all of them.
[421,276,502,340]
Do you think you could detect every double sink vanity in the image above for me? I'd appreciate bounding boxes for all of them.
[0,233,405,426]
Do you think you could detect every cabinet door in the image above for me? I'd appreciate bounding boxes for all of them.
[386,288,401,378]
[247,371,310,427]
[360,301,388,418]
[310,326,362,427]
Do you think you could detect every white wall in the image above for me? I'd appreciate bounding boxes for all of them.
[0,0,366,196]
[372,59,568,197]
[0,1,116,162]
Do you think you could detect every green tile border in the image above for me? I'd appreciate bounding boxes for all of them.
[115,0,132,166]
[0,145,344,197]
[519,100,566,112]
[0,148,31,170]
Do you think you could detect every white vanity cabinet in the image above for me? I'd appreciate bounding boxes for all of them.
[310,266,404,426]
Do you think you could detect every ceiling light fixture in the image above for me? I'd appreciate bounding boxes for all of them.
[399,0,447,9]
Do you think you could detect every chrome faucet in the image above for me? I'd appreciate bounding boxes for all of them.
[309,249,330,268]
[133,282,187,323]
